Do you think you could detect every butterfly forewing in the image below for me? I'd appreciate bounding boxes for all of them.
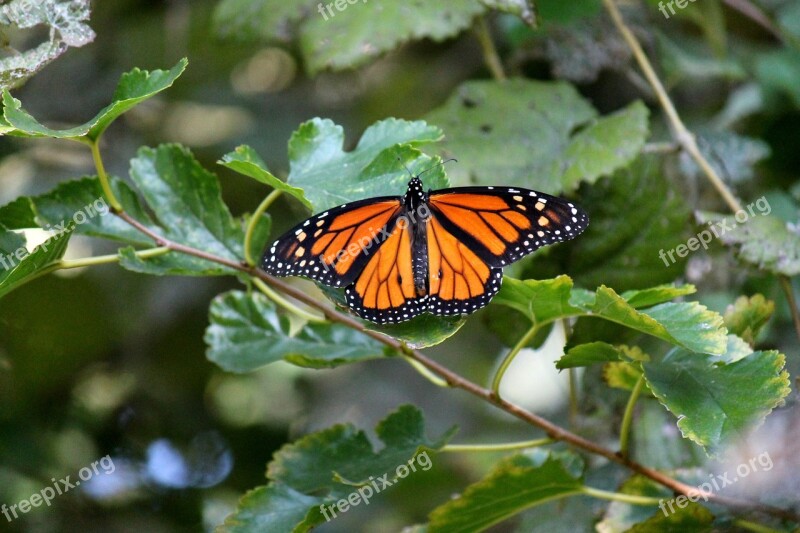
[344,216,428,323]
[261,196,401,287]
[427,187,589,267]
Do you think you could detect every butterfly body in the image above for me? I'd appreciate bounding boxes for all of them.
[262,177,588,324]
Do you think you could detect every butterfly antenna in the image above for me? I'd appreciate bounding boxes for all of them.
[418,158,458,179]
[397,156,416,178]
[398,156,458,180]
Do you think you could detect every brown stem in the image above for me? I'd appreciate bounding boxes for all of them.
[778,275,800,346]
[112,209,799,523]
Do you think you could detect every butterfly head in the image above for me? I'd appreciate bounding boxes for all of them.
[404,176,427,210]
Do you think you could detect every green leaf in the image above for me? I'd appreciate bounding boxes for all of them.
[287,118,444,212]
[219,484,322,533]
[424,80,649,192]
[0,225,25,256]
[557,341,622,369]
[561,101,650,191]
[492,275,582,324]
[523,156,690,291]
[755,49,800,108]
[533,9,633,83]
[680,130,770,184]
[643,344,790,454]
[2,59,187,140]
[298,1,485,73]
[0,0,95,90]
[627,502,714,532]
[0,228,72,299]
[30,176,154,246]
[427,450,584,533]
[495,278,726,354]
[0,197,37,229]
[657,32,746,86]
[603,360,643,391]
[219,145,312,210]
[583,286,726,355]
[121,144,245,276]
[212,0,307,42]
[722,294,774,346]
[246,213,272,266]
[205,290,389,372]
[221,405,454,532]
[366,315,467,350]
[620,284,697,309]
[597,475,670,532]
[695,212,800,276]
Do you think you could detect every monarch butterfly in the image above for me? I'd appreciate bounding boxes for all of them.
[262,172,588,324]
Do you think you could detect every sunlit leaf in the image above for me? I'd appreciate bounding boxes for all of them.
[286,118,445,212]
[220,145,312,210]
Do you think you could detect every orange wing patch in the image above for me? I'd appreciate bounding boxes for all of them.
[430,194,534,257]
[310,201,399,274]
[354,220,415,310]
[427,216,491,301]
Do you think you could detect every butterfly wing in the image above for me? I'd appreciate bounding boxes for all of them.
[262,196,402,287]
[424,186,588,316]
[426,213,504,316]
[427,186,589,267]
[344,215,429,324]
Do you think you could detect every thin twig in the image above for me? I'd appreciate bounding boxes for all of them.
[603,0,743,214]
[474,15,507,82]
[110,208,800,523]
[778,275,800,345]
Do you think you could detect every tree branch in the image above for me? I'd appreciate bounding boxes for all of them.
[112,208,800,523]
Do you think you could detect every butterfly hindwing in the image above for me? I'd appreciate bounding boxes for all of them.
[344,215,428,323]
[426,213,504,316]
[427,186,589,267]
[262,196,401,287]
